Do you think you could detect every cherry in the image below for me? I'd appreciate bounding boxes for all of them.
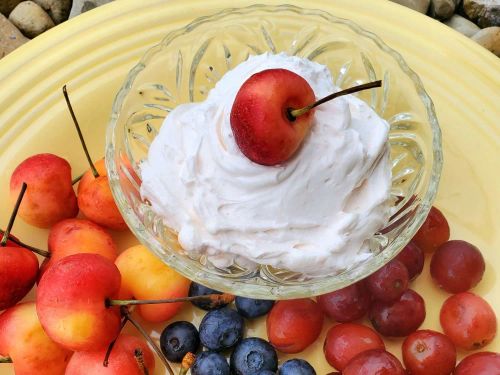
[394,241,424,280]
[323,323,385,371]
[402,329,456,375]
[266,299,324,354]
[342,349,405,375]
[369,289,426,337]
[454,352,500,375]
[366,259,409,302]
[317,280,371,322]
[440,292,496,350]
[412,206,450,253]
[430,240,485,293]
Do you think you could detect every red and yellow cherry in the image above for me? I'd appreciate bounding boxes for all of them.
[401,330,456,375]
[266,298,324,353]
[323,323,385,371]
[10,153,78,228]
[62,85,127,231]
[412,206,450,253]
[342,349,405,375]
[0,183,39,310]
[77,158,127,231]
[230,69,381,165]
[317,280,371,322]
[0,302,72,375]
[440,292,496,350]
[40,218,118,276]
[115,244,190,323]
[65,334,155,375]
[36,253,122,352]
[454,352,500,375]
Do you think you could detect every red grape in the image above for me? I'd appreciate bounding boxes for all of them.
[413,206,450,253]
[369,289,426,337]
[317,280,371,322]
[366,259,409,302]
[440,292,496,350]
[454,352,500,375]
[430,240,485,293]
[266,299,323,353]
[323,323,385,371]
[343,349,405,375]
[395,241,424,280]
[402,329,456,375]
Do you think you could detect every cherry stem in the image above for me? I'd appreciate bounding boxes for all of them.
[179,352,196,375]
[0,229,51,258]
[0,357,12,363]
[62,85,99,178]
[103,316,128,367]
[121,307,174,375]
[72,173,84,185]
[1,182,27,247]
[288,80,382,120]
[134,349,149,375]
[107,293,234,308]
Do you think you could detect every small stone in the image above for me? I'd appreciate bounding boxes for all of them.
[0,13,29,58]
[471,26,500,56]
[430,0,456,19]
[69,0,114,18]
[32,0,72,24]
[0,0,23,17]
[444,14,481,37]
[463,0,500,28]
[8,1,54,38]
[390,0,431,14]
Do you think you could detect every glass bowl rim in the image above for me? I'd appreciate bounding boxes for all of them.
[106,3,443,298]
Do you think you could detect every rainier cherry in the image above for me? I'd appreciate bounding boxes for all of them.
[10,154,78,228]
[230,69,381,165]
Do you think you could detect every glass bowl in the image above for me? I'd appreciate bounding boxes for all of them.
[106,4,442,299]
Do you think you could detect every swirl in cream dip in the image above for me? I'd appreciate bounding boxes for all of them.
[140,53,392,277]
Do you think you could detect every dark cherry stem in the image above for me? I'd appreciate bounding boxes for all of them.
[103,316,128,367]
[134,349,149,375]
[287,80,382,120]
[72,173,84,185]
[107,293,234,308]
[1,183,27,247]
[62,85,99,178]
[121,307,174,375]
[0,357,12,363]
[0,229,50,258]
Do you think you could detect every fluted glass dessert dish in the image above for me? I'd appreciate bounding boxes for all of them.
[106,4,442,299]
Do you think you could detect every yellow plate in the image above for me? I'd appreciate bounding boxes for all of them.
[0,0,498,374]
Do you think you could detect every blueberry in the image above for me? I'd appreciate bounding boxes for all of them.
[235,296,275,319]
[160,321,200,362]
[230,337,278,375]
[256,371,276,375]
[189,282,228,311]
[191,351,230,375]
[199,307,244,351]
[278,359,316,375]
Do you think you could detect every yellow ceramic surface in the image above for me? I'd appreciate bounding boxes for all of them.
[0,0,498,374]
